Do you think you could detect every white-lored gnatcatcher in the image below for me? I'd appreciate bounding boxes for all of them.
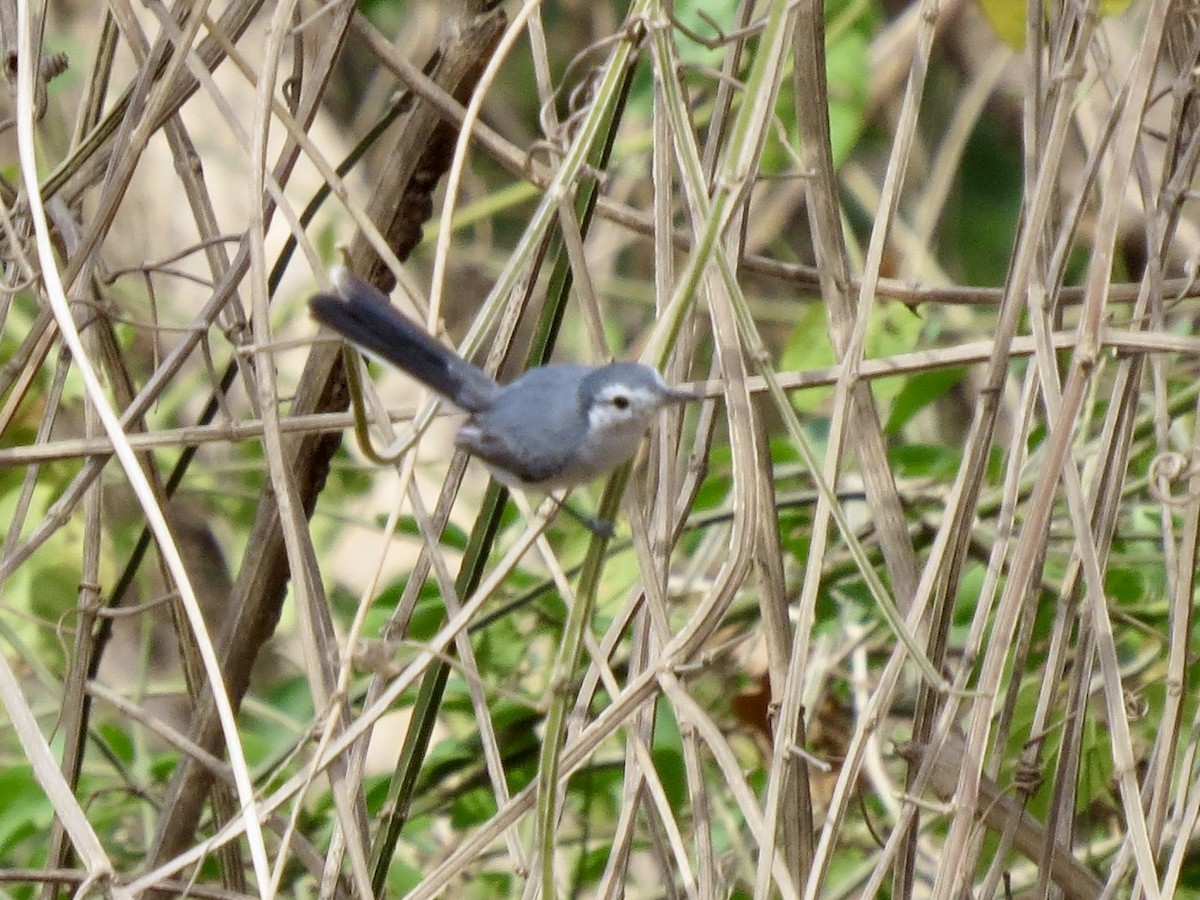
[309,270,696,524]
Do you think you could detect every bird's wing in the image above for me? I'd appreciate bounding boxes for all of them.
[454,423,570,488]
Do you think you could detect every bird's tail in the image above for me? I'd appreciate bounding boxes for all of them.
[309,270,499,413]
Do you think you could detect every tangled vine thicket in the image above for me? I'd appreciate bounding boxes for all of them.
[1,1,1199,897]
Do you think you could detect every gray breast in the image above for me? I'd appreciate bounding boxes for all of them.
[455,364,592,488]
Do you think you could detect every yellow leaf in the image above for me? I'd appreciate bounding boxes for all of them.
[975,0,1135,49]
[976,0,1027,48]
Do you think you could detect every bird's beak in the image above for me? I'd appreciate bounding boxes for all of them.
[663,384,704,404]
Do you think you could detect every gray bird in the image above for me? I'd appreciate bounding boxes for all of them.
[309,270,696,497]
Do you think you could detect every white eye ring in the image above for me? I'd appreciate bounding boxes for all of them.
[611,395,630,410]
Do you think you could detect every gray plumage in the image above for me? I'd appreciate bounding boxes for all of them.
[309,271,695,491]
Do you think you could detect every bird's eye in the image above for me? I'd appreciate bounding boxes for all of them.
[611,394,630,410]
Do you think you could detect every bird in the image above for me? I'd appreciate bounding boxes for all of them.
[309,269,696,519]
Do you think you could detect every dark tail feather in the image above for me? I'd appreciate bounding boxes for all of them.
[309,271,498,413]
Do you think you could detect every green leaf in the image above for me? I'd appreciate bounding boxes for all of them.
[780,305,836,413]
[824,27,870,168]
[888,443,964,480]
[885,367,967,434]
[0,766,53,860]
[450,785,498,828]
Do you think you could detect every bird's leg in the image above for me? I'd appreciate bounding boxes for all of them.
[550,495,615,538]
